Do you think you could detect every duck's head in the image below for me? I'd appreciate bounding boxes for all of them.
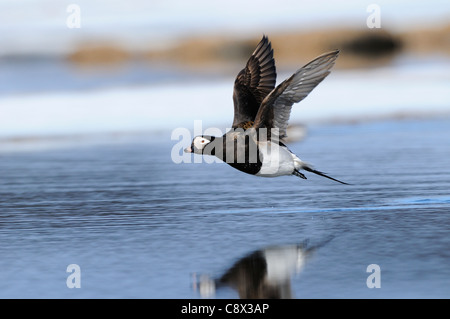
[184,135,215,154]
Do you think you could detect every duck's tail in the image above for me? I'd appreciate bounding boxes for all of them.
[294,166,349,185]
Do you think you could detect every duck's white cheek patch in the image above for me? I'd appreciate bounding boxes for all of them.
[194,138,208,149]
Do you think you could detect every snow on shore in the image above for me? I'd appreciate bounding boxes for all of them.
[1,62,449,142]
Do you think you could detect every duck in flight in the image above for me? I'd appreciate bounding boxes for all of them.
[185,36,348,184]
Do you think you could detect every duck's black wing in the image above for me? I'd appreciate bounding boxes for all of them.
[232,36,276,129]
[253,50,339,139]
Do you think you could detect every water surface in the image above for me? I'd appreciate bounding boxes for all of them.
[0,118,449,298]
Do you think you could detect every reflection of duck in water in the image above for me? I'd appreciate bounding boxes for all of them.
[194,239,332,299]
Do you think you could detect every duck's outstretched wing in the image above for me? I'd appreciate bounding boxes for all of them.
[232,36,277,129]
[253,50,339,139]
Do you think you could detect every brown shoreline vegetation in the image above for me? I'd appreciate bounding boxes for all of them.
[67,24,450,72]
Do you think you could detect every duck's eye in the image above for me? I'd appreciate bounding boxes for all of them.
[201,139,206,143]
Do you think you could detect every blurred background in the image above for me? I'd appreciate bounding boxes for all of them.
[1,0,450,299]
[1,0,449,148]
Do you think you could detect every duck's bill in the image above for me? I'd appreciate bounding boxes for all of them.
[184,147,193,153]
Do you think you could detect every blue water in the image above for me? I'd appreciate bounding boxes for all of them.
[0,57,207,96]
[0,118,449,298]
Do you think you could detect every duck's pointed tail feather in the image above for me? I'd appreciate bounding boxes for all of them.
[300,166,350,185]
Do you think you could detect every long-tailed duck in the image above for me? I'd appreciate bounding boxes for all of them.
[185,36,347,184]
